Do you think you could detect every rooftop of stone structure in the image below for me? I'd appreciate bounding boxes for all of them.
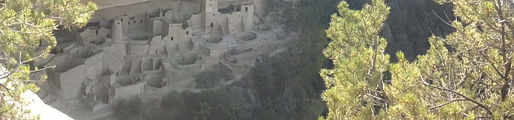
[82,0,151,10]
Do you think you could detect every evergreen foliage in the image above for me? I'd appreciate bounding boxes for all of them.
[0,0,96,119]
[322,0,514,119]
[321,0,390,119]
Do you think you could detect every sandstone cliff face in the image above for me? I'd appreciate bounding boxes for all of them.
[347,0,455,61]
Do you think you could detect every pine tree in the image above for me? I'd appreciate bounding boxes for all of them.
[322,0,514,119]
[321,0,390,119]
[0,0,96,119]
[394,0,513,118]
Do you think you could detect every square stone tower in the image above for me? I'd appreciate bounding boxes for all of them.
[242,2,255,32]
[204,0,218,29]
[112,19,124,42]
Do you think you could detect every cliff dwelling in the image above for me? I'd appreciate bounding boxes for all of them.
[34,0,298,119]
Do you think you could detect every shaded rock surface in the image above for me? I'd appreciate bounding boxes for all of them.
[346,0,455,61]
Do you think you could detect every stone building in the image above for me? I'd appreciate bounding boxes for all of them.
[60,64,86,100]
[49,0,259,112]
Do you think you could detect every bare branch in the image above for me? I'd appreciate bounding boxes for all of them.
[432,9,454,28]
[8,22,43,28]
[463,105,480,114]
[366,94,385,102]
[0,72,9,80]
[495,0,514,36]
[456,70,469,86]
[421,76,494,118]
[429,98,466,110]
[30,65,55,73]
[20,53,46,64]
[7,27,38,34]
[480,52,507,80]
[475,116,493,119]
[0,83,14,98]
